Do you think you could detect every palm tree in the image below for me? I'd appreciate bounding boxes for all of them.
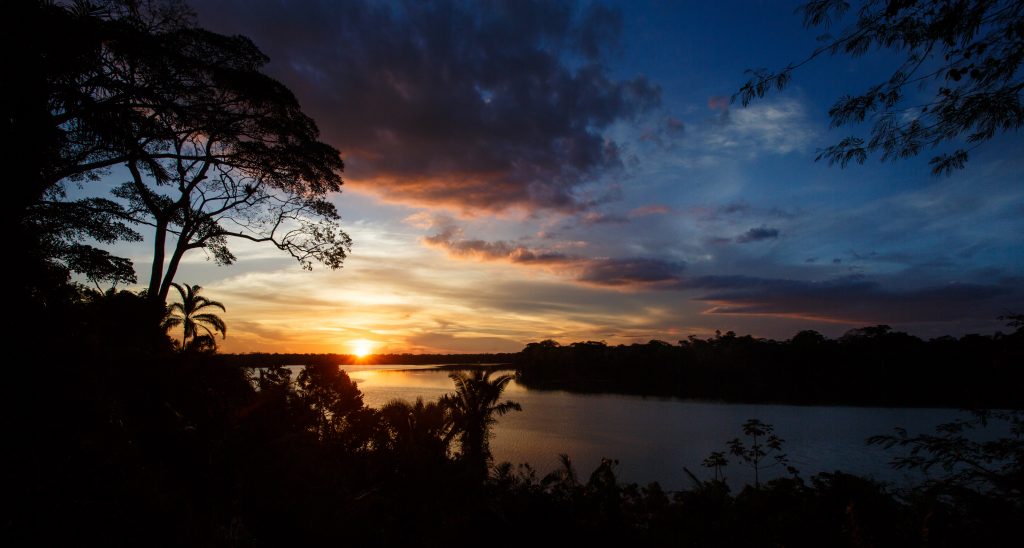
[163,283,227,350]
[380,397,455,463]
[442,369,521,477]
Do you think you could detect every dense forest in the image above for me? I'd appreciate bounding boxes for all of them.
[514,326,1024,407]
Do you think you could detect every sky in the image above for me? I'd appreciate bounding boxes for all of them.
[100,0,1024,354]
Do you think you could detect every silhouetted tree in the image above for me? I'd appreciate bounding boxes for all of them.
[702,451,729,482]
[868,409,1024,497]
[726,419,793,488]
[379,397,455,464]
[443,370,522,478]
[6,0,151,291]
[738,0,1024,174]
[163,283,226,351]
[294,365,368,447]
[9,0,351,302]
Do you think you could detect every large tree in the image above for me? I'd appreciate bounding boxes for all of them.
[738,0,1024,175]
[8,0,350,300]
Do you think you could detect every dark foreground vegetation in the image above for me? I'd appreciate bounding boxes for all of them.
[9,283,1024,546]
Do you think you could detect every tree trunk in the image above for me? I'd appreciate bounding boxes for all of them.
[147,219,168,302]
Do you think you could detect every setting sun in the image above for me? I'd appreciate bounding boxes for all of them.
[351,339,374,358]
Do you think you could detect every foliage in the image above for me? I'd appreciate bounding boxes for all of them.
[379,397,455,467]
[9,0,350,301]
[724,419,794,488]
[702,451,729,482]
[442,370,522,477]
[868,409,1024,498]
[294,365,369,448]
[738,0,1024,174]
[162,282,227,351]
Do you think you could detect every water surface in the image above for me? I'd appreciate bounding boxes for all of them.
[344,365,964,488]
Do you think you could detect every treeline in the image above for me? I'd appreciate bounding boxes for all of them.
[516,326,1024,408]
[219,351,516,368]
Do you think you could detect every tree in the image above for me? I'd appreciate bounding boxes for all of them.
[162,283,227,350]
[294,365,367,447]
[868,409,1024,498]
[11,0,350,302]
[379,397,456,466]
[738,0,1024,175]
[702,451,730,482]
[442,370,522,477]
[726,419,793,488]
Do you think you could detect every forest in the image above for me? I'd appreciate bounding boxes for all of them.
[513,326,1024,407]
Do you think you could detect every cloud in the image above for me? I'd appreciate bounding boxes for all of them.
[628,204,672,217]
[639,116,686,146]
[423,225,686,288]
[405,332,523,353]
[726,99,816,155]
[194,0,660,213]
[674,98,816,164]
[688,275,1022,324]
[736,226,780,243]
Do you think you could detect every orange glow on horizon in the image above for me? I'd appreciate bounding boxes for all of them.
[351,339,375,358]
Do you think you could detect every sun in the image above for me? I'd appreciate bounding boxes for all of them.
[351,339,374,359]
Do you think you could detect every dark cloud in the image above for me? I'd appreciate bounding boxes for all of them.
[719,202,749,215]
[575,257,687,286]
[423,227,685,288]
[736,226,779,243]
[194,0,660,212]
[688,275,1022,324]
[425,221,1021,324]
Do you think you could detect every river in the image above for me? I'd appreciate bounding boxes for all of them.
[335,364,971,489]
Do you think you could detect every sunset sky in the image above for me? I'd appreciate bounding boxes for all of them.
[99,0,1023,354]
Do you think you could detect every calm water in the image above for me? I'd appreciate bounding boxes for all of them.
[338,365,964,488]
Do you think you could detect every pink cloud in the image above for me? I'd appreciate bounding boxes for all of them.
[628,204,672,218]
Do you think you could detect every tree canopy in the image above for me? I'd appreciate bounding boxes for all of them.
[8,0,350,300]
[738,0,1024,175]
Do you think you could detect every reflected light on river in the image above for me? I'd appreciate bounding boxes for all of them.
[340,365,961,489]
